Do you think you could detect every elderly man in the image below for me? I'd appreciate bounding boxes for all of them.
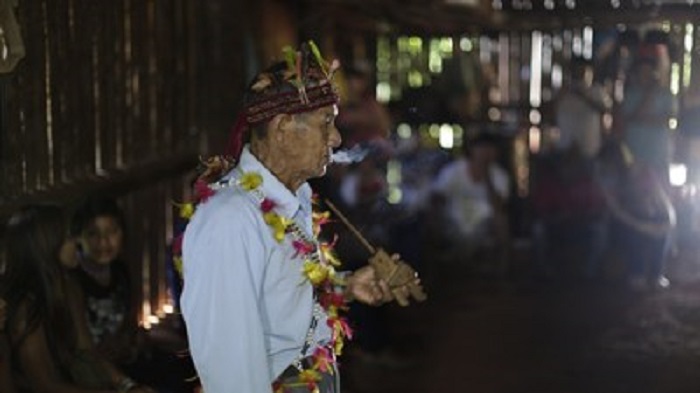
[180,43,416,393]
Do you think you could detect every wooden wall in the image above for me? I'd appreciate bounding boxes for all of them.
[0,0,253,321]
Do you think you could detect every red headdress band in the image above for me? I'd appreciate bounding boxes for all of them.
[224,41,340,161]
[225,113,250,160]
[245,84,338,124]
[224,84,339,159]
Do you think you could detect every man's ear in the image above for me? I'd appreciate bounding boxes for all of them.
[269,113,295,142]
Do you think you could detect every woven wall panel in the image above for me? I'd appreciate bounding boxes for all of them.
[0,0,248,317]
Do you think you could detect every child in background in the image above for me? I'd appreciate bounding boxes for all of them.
[1,204,154,392]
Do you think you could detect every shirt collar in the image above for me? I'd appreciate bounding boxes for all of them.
[236,145,309,219]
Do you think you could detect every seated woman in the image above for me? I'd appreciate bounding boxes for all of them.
[1,205,153,392]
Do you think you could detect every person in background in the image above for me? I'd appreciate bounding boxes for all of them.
[71,197,192,392]
[70,197,137,368]
[555,57,612,159]
[335,63,391,148]
[310,62,391,216]
[1,296,19,393]
[530,150,608,280]
[598,142,676,290]
[431,132,510,275]
[1,204,154,392]
[620,56,675,185]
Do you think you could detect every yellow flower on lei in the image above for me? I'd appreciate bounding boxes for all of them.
[239,172,263,191]
[319,243,341,267]
[173,256,183,275]
[303,260,329,285]
[299,369,321,383]
[326,305,338,319]
[332,329,346,355]
[263,211,290,242]
[178,203,195,219]
[312,210,330,235]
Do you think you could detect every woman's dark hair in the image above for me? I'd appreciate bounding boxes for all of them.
[70,196,126,237]
[1,205,76,365]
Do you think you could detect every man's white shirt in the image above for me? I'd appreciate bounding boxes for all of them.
[181,146,332,393]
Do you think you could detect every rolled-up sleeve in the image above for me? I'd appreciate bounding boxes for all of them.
[181,199,272,393]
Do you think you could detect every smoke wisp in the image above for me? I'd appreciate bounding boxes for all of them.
[330,145,369,164]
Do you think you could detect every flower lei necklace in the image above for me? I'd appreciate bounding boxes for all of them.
[172,160,352,393]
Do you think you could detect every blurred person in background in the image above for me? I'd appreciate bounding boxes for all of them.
[555,57,612,160]
[598,142,676,290]
[431,132,510,275]
[311,62,392,212]
[530,150,607,281]
[71,197,136,369]
[1,205,154,392]
[333,63,408,371]
[335,63,391,148]
[71,197,193,392]
[530,57,610,281]
[619,56,675,186]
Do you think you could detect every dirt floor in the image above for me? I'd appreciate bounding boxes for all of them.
[340,242,700,393]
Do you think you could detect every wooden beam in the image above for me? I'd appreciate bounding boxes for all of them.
[0,151,198,221]
[302,0,700,34]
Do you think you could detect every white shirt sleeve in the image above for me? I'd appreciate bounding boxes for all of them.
[432,161,458,194]
[181,197,272,393]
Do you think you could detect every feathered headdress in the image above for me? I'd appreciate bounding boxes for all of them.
[226,41,341,159]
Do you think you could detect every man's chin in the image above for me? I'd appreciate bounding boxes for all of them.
[310,165,328,179]
[304,164,328,182]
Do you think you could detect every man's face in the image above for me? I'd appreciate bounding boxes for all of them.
[283,105,342,180]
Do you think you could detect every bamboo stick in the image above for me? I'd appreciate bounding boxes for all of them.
[323,198,375,254]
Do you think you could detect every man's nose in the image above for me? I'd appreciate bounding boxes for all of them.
[329,124,342,148]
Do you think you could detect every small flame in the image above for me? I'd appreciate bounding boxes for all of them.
[163,304,174,314]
